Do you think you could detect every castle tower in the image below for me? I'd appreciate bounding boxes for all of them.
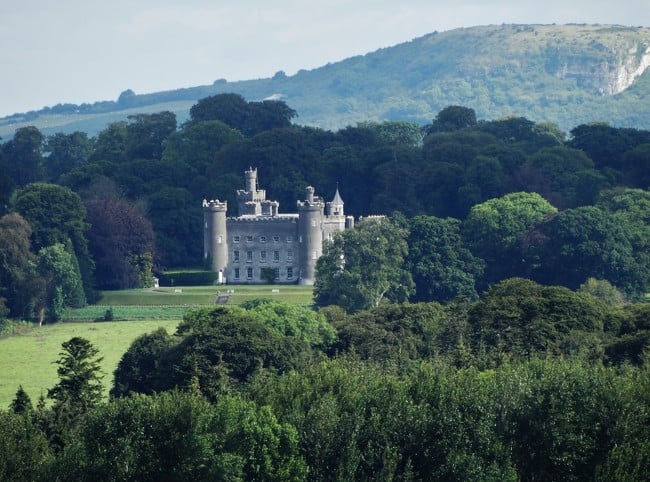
[236,167,267,215]
[297,186,324,285]
[326,186,344,217]
[203,199,228,283]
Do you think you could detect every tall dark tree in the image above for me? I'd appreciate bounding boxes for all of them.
[48,337,104,415]
[530,206,648,298]
[407,215,484,303]
[0,213,42,319]
[125,111,177,160]
[43,131,93,181]
[3,126,45,186]
[89,121,128,163]
[85,196,155,289]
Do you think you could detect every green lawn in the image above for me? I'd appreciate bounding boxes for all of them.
[0,284,314,408]
[0,319,180,409]
[94,284,314,307]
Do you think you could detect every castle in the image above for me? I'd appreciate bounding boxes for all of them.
[203,168,354,285]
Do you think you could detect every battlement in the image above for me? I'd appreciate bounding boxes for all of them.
[203,199,227,210]
[227,215,298,223]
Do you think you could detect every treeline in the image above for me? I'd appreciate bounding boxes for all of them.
[2,297,649,481]
[1,95,649,323]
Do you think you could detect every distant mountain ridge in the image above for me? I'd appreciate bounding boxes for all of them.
[2,23,650,138]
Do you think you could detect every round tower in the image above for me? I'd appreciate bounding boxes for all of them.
[297,186,324,285]
[203,199,228,283]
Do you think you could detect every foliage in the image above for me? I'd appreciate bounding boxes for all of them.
[314,217,414,312]
[331,302,450,364]
[51,391,307,482]
[13,182,95,302]
[0,213,42,319]
[407,215,484,302]
[241,298,337,350]
[530,206,649,298]
[85,196,155,289]
[467,278,607,363]
[0,410,52,481]
[113,306,313,400]
[462,192,557,288]
[48,337,104,416]
[37,243,85,322]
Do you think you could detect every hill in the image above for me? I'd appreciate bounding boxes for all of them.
[2,23,650,137]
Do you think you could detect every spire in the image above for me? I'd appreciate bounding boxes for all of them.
[327,185,344,216]
[331,184,344,206]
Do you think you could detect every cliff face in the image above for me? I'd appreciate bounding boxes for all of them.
[551,40,650,95]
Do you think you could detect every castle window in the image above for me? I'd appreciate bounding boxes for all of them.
[311,219,317,227]
[234,268,240,280]
[260,236,267,243]
[205,222,208,229]
[287,250,293,262]
[246,251,253,263]
[312,250,318,260]
[273,236,280,243]
[274,268,280,280]
[247,267,253,280]
[287,267,293,279]
[217,235,223,244]
[287,236,294,243]
[233,235,240,243]
[246,235,253,243]
[233,250,240,262]
[260,250,267,263]
[273,251,280,262]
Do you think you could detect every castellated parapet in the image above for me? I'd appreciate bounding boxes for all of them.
[203,169,350,285]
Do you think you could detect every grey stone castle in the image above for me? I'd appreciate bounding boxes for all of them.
[203,168,354,285]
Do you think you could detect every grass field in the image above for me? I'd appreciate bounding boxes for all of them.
[0,284,314,408]
[0,319,180,409]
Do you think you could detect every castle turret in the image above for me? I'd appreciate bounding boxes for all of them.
[297,186,324,285]
[326,186,345,217]
[236,167,267,215]
[203,199,228,283]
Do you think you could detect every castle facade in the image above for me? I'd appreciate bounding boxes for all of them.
[203,168,354,285]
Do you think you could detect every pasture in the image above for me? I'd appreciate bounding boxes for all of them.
[0,284,314,408]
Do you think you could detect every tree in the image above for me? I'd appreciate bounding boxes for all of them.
[89,121,128,163]
[111,328,176,397]
[0,213,42,319]
[462,192,557,288]
[48,337,104,415]
[0,410,52,481]
[37,243,85,323]
[161,119,243,175]
[13,183,95,302]
[10,385,33,414]
[125,111,177,160]
[467,278,607,362]
[531,206,648,298]
[3,126,45,186]
[43,131,93,181]
[427,105,478,133]
[315,217,414,312]
[84,196,155,289]
[189,93,249,128]
[407,215,484,303]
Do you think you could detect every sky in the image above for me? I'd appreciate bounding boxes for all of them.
[1,0,648,118]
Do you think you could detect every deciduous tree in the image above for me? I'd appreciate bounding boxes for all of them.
[315,217,414,312]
